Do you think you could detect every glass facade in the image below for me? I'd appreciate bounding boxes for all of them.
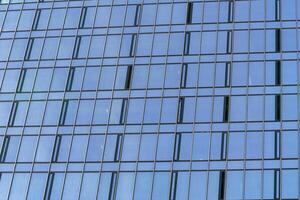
[0,0,299,199]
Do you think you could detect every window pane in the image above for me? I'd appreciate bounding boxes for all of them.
[9,173,30,200]
[134,172,153,200]
[10,39,27,60]
[62,173,81,200]
[121,135,139,161]
[245,171,262,199]
[127,99,144,124]
[156,134,174,161]
[76,100,94,125]
[282,170,298,199]
[86,135,104,162]
[0,102,12,126]
[80,173,99,200]
[69,135,88,162]
[0,173,13,199]
[35,136,55,162]
[152,172,171,200]
[161,98,178,123]
[226,171,243,199]
[228,132,245,159]
[189,172,207,200]
[116,173,135,200]
[139,134,156,161]
[1,69,20,92]
[27,173,48,200]
[192,133,209,160]
[64,8,81,28]
[281,131,298,158]
[18,136,38,162]
[93,100,110,125]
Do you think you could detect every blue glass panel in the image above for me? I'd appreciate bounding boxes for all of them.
[76,100,94,125]
[93,100,110,125]
[18,10,35,30]
[0,173,13,199]
[230,130,248,156]
[161,98,178,123]
[226,171,243,199]
[245,171,262,199]
[192,133,209,160]
[139,134,156,161]
[9,173,30,200]
[49,173,64,200]
[156,4,171,25]
[43,101,62,125]
[282,170,298,199]
[116,173,135,200]
[86,135,104,161]
[228,132,245,159]
[156,134,174,161]
[1,69,19,92]
[134,172,153,200]
[64,8,81,29]
[18,136,38,162]
[189,172,207,200]
[35,136,55,162]
[27,173,48,200]
[26,101,46,125]
[69,135,88,162]
[152,172,171,200]
[80,173,99,199]
[127,99,144,124]
[62,173,81,200]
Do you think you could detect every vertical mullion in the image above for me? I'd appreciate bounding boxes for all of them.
[274,130,281,159]
[32,9,41,30]
[219,171,226,200]
[170,171,178,200]
[24,38,34,61]
[223,96,229,122]
[8,101,18,127]
[275,29,281,52]
[177,97,184,123]
[134,5,141,26]
[79,7,87,28]
[221,132,227,160]
[275,61,281,85]
[114,135,123,162]
[66,67,75,92]
[51,135,62,162]
[44,172,55,200]
[276,0,281,21]
[274,170,280,199]
[0,136,10,162]
[180,63,188,88]
[119,99,128,124]
[130,34,137,57]
[173,133,181,161]
[184,32,190,55]
[275,95,281,121]
[226,31,232,53]
[186,2,193,24]
[108,172,117,200]
[124,65,132,90]
[59,100,68,126]
[225,62,231,87]
[16,69,26,92]
[228,1,234,23]
[72,36,81,59]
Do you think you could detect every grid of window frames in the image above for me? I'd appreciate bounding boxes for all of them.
[0,0,299,199]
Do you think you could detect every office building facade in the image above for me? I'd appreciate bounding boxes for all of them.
[0,0,299,199]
